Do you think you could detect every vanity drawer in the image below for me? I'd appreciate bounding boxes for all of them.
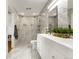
[37,35,73,59]
[53,42,73,58]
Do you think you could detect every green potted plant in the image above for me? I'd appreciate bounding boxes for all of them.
[51,27,73,38]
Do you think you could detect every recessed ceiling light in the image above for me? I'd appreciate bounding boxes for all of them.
[19,12,24,15]
[33,13,38,15]
[26,8,31,10]
[33,13,36,15]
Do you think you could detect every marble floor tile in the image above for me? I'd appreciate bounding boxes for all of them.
[7,42,41,59]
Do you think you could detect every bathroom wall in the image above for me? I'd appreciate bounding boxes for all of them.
[39,16,48,33]
[17,16,38,44]
[71,11,73,29]
[7,12,18,48]
[48,16,58,30]
[68,9,73,29]
[39,10,49,33]
[48,16,55,29]
[68,0,73,29]
[7,13,39,47]
[58,0,69,28]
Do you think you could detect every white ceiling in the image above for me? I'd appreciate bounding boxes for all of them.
[8,0,73,16]
[8,0,49,16]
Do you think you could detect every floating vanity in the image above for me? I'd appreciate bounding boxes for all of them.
[37,34,73,59]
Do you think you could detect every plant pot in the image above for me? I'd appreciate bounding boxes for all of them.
[52,33,70,38]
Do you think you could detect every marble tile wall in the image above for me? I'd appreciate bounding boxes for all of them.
[58,0,69,28]
[39,10,49,33]
[48,16,58,30]
[17,16,38,44]
[68,9,73,29]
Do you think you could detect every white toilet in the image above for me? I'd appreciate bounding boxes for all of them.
[31,40,37,49]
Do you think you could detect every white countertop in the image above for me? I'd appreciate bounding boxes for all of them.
[38,34,73,50]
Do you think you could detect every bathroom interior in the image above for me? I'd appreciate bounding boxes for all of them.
[7,0,73,59]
